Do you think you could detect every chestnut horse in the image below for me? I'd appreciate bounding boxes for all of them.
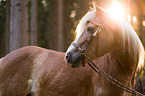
[65,3,144,96]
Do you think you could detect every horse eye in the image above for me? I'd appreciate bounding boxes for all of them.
[87,26,95,33]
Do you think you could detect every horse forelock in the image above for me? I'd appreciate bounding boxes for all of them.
[117,19,144,68]
[75,10,96,40]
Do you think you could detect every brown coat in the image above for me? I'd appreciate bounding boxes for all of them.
[0,46,93,96]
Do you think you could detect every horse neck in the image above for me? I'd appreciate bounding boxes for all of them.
[92,51,136,82]
[92,52,125,79]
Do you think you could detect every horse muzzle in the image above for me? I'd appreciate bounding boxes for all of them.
[65,51,83,68]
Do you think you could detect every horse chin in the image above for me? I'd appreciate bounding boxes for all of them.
[66,57,82,68]
[68,62,82,68]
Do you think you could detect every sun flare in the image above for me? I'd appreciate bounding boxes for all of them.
[108,1,125,19]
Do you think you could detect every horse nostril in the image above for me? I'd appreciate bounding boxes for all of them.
[66,52,71,61]
[66,55,69,61]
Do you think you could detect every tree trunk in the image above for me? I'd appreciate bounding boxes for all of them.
[5,0,10,54]
[30,0,37,46]
[10,0,29,52]
[48,0,58,51]
[63,0,72,51]
[57,0,64,51]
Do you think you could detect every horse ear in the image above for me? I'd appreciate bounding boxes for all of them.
[92,2,99,10]
[92,2,104,15]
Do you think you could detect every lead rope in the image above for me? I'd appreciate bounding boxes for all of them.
[84,54,145,96]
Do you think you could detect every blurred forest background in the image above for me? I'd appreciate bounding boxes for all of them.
[0,0,145,94]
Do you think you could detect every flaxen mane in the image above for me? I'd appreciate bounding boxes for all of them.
[117,19,144,68]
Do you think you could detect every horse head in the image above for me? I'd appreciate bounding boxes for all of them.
[65,3,119,68]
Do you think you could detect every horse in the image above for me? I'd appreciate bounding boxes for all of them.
[0,3,144,96]
[65,2,144,96]
[0,46,93,96]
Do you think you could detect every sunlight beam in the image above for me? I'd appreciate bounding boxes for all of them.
[108,1,125,20]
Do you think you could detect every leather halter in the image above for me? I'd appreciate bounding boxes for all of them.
[71,23,102,67]
[70,17,108,66]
